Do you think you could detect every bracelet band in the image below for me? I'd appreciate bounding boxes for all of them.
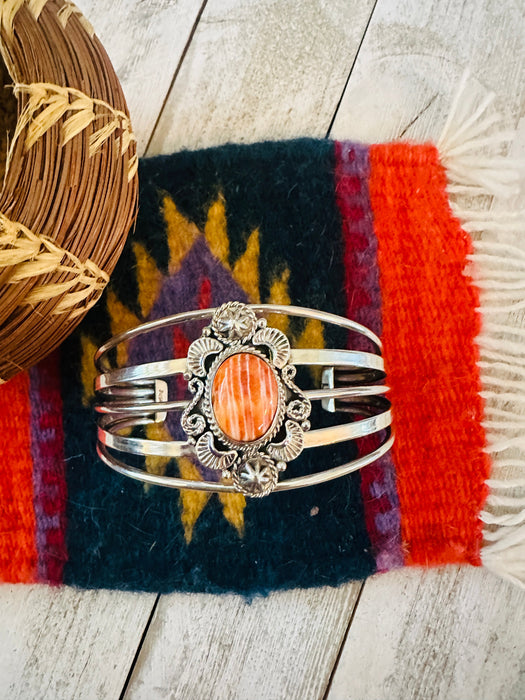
[95,302,393,497]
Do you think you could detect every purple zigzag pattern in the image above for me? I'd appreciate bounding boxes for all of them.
[128,235,249,482]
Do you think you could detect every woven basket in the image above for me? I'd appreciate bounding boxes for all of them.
[0,0,138,382]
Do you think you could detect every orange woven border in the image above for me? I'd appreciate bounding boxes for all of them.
[0,372,37,582]
[369,142,490,566]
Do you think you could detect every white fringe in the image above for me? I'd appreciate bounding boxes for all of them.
[439,70,525,589]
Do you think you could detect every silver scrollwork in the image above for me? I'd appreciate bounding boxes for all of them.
[286,398,311,421]
[181,302,312,497]
[180,378,206,436]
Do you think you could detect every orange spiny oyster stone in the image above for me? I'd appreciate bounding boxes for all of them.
[212,352,279,442]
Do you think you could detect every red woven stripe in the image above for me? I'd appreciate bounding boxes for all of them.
[369,142,489,566]
[334,140,403,572]
[0,373,37,582]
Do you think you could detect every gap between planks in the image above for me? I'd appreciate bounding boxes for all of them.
[120,0,380,696]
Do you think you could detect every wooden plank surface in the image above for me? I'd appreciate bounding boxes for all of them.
[0,0,207,696]
[78,0,207,155]
[326,0,525,698]
[148,0,377,152]
[330,0,525,145]
[123,585,362,700]
[0,585,155,700]
[327,567,525,700]
[1,0,524,698]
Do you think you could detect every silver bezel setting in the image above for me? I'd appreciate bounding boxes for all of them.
[181,302,311,497]
[203,345,287,450]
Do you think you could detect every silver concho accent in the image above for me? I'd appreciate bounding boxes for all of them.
[187,337,223,377]
[252,326,290,368]
[195,432,238,471]
[182,302,311,497]
[211,301,257,341]
[232,455,278,497]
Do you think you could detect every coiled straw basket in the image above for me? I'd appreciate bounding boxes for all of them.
[0,0,138,382]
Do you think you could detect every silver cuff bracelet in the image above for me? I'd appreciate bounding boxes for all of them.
[94,302,393,497]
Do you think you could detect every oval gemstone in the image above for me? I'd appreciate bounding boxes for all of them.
[212,353,279,442]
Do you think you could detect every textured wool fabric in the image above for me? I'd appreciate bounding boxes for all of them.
[0,137,497,593]
[60,140,376,593]
[0,372,36,583]
[334,141,402,573]
[29,354,67,584]
[369,143,489,566]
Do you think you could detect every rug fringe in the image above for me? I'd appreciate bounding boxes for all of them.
[439,70,525,588]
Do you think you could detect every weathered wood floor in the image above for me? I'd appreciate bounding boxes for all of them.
[1,1,524,698]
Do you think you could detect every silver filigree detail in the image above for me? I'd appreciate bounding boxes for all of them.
[286,398,311,421]
[282,363,297,380]
[267,420,305,462]
[281,365,311,422]
[232,455,278,497]
[252,326,290,368]
[182,413,206,438]
[181,302,312,497]
[211,301,257,341]
[187,337,223,377]
[281,363,303,394]
[180,378,206,436]
[195,432,238,472]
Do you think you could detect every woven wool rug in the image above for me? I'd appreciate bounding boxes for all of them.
[1,78,524,593]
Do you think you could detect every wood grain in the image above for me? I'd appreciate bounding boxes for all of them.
[148,0,377,152]
[330,0,525,144]
[326,567,525,700]
[0,1,207,697]
[77,0,208,155]
[2,0,525,699]
[0,585,155,700]
[123,584,362,700]
[326,1,525,698]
